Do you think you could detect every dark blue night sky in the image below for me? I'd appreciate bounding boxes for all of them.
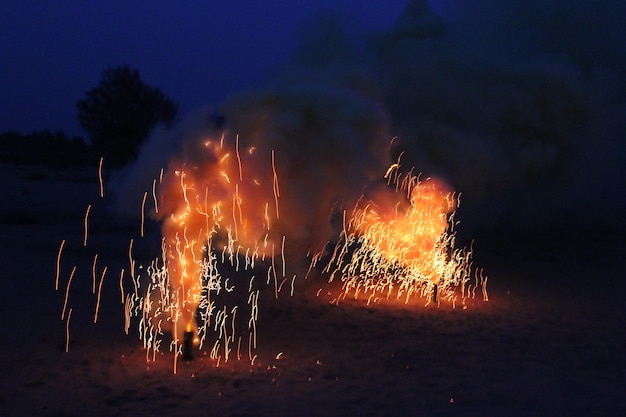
[2,0,625,237]
[0,0,409,136]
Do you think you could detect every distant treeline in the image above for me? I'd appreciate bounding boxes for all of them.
[0,130,97,167]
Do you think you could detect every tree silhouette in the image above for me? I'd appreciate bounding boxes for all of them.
[77,65,178,167]
[0,129,90,167]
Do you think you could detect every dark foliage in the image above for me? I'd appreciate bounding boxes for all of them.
[77,65,178,167]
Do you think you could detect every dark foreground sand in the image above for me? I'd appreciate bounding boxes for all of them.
[1,164,624,417]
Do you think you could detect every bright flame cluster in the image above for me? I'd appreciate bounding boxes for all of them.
[125,135,283,370]
[324,164,487,307]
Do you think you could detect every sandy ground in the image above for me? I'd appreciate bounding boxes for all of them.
[1,163,624,417]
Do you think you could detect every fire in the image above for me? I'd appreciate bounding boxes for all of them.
[125,134,282,370]
[355,176,455,276]
[57,128,488,370]
[325,163,485,307]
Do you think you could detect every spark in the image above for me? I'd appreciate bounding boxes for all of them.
[124,295,132,335]
[83,204,91,246]
[98,157,104,198]
[128,239,137,296]
[281,235,286,278]
[141,191,148,237]
[152,178,159,214]
[119,268,125,304]
[271,245,278,298]
[55,239,65,291]
[61,266,76,320]
[236,134,243,181]
[94,266,107,323]
[290,274,296,297]
[248,335,253,363]
[173,322,179,375]
[180,170,190,211]
[384,162,400,179]
[65,308,73,353]
[272,150,280,219]
[277,277,288,293]
[91,254,98,294]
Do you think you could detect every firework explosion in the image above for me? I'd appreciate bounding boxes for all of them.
[324,161,487,307]
[58,130,486,373]
[123,133,286,370]
[124,137,485,367]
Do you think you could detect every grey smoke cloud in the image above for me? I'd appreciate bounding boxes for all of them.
[113,0,626,245]
[221,82,391,255]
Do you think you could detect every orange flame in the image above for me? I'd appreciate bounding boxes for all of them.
[356,176,455,282]
[154,137,279,341]
[326,168,477,306]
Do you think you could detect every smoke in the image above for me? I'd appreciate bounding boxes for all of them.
[373,0,625,237]
[114,0,626,252]
[417,0,626,238]
[110,107,224,219]
[221,82,391,257]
